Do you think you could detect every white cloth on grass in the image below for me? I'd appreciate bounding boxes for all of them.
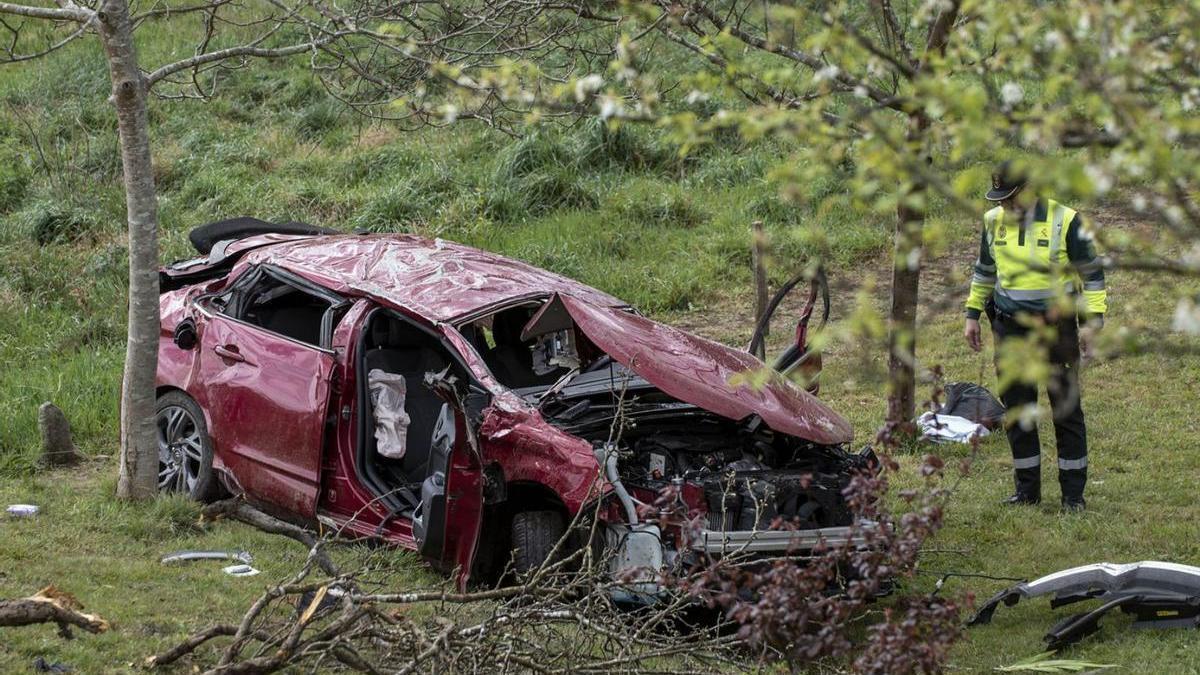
[917,411,989,444]
[368,369,411,459]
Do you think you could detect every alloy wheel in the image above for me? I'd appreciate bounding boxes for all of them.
[156,404,203,493]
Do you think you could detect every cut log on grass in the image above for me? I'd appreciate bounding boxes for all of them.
[38,402,84,468]
[0,586,109,638]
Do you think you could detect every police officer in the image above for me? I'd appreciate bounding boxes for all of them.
[963,161,1107,512]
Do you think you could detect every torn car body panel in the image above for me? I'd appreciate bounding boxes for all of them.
[555,294,853,445]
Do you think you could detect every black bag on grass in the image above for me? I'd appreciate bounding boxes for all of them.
[937,382,1005,429]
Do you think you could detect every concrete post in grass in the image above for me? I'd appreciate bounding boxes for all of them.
[38,402,84,468]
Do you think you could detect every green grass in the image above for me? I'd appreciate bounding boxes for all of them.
[0,466,435,672]
[2,16,1200,675]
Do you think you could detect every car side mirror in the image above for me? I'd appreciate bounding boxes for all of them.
[174,318,198,350]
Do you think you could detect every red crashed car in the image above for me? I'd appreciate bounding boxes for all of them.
[156,218,872,589]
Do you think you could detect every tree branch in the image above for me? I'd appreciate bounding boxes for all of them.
[922,0,961,62]
[0,0,92,22]
[0,586,109,638]
[145,31,351,87]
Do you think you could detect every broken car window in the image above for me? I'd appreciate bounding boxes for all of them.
[217,268,344,348]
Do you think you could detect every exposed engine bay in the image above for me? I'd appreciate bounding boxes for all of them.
[469,293,872,598]
[519,360,869,544]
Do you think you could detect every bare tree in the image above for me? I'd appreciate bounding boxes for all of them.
[0,0,598,498]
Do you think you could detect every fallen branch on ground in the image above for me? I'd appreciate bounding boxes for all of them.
[0,586,109,638]
[201,497,340,577]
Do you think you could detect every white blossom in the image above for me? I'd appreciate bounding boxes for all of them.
[1000,82,1024,106]
[1132,194,1147,212]
[574,74,603,102]
[854,85,869,98]
[1043,31,1064,50]
[684,89,709,105]
[1172,297,1200,335]
[598,95,620,119]
[1076,13,1091,38]
[814,65,840,83]
[1182,89,1198,112]
[1085,164,1113,194]
[1183,243,1200,267]
[441,104,459,124]
[906,247,921,270]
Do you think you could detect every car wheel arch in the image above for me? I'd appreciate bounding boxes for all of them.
[154,388,223,502]
[474,479,570,583]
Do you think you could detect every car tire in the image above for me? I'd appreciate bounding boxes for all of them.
[155,391,219,502]
[510,510,565,575]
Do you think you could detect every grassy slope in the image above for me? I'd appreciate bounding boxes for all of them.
[2,28,1200,675]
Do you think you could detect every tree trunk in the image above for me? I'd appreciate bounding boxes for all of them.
[886,205,922,426]
[95,0,161,500]
[751,220,769,360]
[885,114,930,428]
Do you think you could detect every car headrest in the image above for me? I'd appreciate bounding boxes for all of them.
[370,319,408,349]
[492,310,531,346]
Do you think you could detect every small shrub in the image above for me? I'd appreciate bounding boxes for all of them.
[608,180,705,228]
[747,191,804,226]
[77,132,122,180]
[485,134,595,222]
[341,146,419,185]
[572,118,677,172]
[493,132,573,182]
[23,200,101,246]
[484,168,596,222]
[293,99,342,140]
[0,152,29,212]
[349,184,426,232]
[685,151,772,188]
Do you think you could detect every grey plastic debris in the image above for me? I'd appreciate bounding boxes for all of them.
[161,550,253,565]
[6,504,39,517]
[222,564,261,577]
[32,656,72,673]
[970,561,1200,648]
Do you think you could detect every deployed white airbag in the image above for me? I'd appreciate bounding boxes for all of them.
[368,368,410,459]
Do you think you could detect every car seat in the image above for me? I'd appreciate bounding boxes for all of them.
[365,319,449,481]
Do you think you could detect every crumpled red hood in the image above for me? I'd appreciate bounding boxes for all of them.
[557,295,853,445]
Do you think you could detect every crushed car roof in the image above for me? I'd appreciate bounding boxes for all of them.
[236,234,629,320]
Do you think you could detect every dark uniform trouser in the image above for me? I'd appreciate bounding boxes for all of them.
[991,311,1088,501]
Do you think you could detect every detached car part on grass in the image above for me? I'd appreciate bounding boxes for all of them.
[155,217,872,594]
[970,561,1200,649]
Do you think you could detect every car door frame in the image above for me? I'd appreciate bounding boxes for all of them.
[191,263,349,517]
[349,304,489,584]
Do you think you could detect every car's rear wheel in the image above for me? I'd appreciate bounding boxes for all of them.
[511,510,566,575]
[155,391,218,502]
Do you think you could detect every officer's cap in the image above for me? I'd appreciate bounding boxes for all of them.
[986,160,1028,201]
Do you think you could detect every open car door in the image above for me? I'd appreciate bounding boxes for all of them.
[411,376,487,589]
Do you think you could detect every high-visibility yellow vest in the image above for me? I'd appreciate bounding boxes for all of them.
[985,199,1079,302]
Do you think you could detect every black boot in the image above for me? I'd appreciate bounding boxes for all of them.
[1007,468,1041,506]
[1061,496,1086,513]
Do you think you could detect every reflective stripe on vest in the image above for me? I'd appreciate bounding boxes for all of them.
[985,199,1078,294]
